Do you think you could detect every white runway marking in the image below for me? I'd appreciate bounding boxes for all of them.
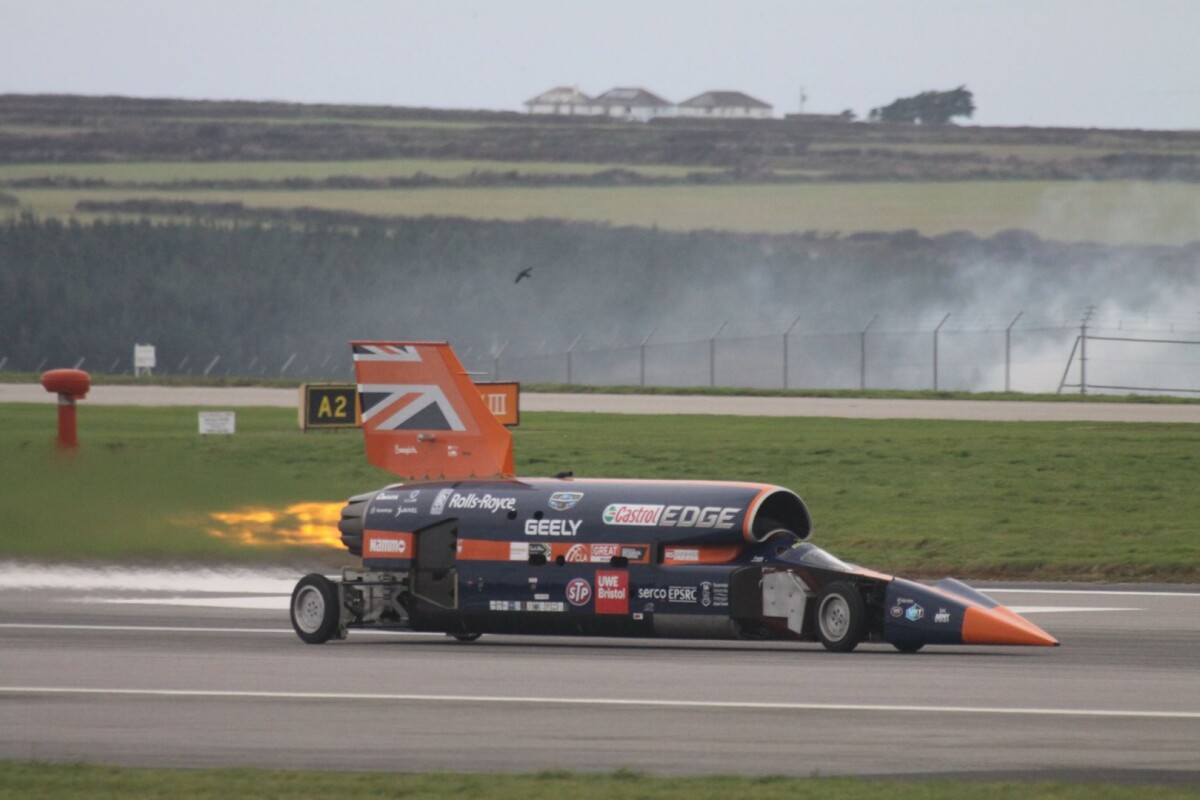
[986,588,1200,598]
[82,595,290,610]
[0,623,432,637]
[1006,606,1141,614]
[1,686,1197,720]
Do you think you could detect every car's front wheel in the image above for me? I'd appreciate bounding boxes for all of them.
[816,582,867,653]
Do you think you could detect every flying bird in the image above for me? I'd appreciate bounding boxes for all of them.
[514,268,532,284]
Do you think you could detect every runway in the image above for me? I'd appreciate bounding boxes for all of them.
[1,565,1197,781]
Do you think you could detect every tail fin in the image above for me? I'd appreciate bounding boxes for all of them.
[351,341,514,481]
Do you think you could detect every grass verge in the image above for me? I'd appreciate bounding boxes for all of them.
[1,762,1196,800]
[0,404,1196,580]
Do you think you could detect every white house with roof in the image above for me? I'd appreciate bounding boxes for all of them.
[523,86,602,116]
[590,87,674,122]
[677,91,773,119]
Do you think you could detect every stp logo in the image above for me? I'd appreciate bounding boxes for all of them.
[565,578,592,606]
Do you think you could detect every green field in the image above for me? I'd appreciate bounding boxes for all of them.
[9,180,1198,245]
[2,762,1195,800]
[1,403,1196,580]
[7,761,1197,800]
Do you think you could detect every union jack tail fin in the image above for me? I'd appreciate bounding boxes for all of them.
[351,341,514,481]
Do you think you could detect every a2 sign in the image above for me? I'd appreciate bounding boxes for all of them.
[299,382,520,430]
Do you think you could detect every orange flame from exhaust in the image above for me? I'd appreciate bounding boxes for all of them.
[207,502,344,549]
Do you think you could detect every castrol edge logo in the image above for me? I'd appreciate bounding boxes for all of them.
[364,531,412,557]
[602,503,739,530]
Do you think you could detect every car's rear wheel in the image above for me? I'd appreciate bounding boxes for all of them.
[450,633,482,642]
[291,574,340,644]
[817,582,867,653]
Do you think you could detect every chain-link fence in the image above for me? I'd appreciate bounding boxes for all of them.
[5,312,1199,396]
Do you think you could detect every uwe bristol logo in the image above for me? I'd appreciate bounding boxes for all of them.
[565,578,592,606]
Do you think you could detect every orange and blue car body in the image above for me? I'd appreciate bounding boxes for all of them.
[289,342,1058,653]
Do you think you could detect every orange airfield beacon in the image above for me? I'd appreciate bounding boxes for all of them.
[41,368,91,450]
[288,341,1059,653]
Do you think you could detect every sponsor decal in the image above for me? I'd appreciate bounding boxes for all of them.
[566,578,592,607]
[565,544,589,563]
[528,543,552,558]
[620,545,648,561]
[376,492,401,501]
[431,488,454,515]
[603,503,662,526]
[448,493,516,514]
[393,446,418,455]
[668,586,698,603]
[590,543,620,562]
[393,506,419,516]
[595,571,629,615]
[664,547,700,562]
[632,612,644,621]
[489,600,564,612]
[638,587,666,600]
[364,531,412,558]
[890,605,904,618]
[934,608,951,624]
[533,593,550,600]
[509,542,529,561]
[548,491,584,511]
[447,445,459,458]
[601,503,739,530]
[905,604,925,622]
[406,490,421,502]
[524,518,581,537]
[526,601,564,612]
[693,582,729,608]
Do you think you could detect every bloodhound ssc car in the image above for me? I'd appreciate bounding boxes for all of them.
[290,342,1057,653]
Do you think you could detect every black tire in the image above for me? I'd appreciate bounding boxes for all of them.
[290,574,340,644]
[450,633,482,643]
[893,641,924,654]
[816,582,868,653]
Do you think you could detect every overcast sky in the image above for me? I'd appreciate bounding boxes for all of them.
[2,0,1197,130]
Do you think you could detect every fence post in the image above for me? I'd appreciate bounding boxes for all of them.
[0,357,7,371]
[639,326,657,387]
[204,356,221,376]
[108,358,120,373]
[783,315,802,389]
[1005,311,1023,392]
[566,334,582,385]
[1080,306,1094,395]
[280,353,296,375]
[493,340,509,381]
[860,315,877,391]
[73,357,85,370]
[933,313,950,391]
[710,320,727,388]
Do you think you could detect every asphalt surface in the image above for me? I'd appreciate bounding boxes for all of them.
[1,567,1197,782]
[3,383,1199,422]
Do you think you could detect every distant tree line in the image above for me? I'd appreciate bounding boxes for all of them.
[2,213,1195,377]
[870,87,975,125]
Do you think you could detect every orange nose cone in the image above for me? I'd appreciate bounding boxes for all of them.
[962,605,1059,647]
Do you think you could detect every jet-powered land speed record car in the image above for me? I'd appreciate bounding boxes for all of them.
[289,341,1058,653]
